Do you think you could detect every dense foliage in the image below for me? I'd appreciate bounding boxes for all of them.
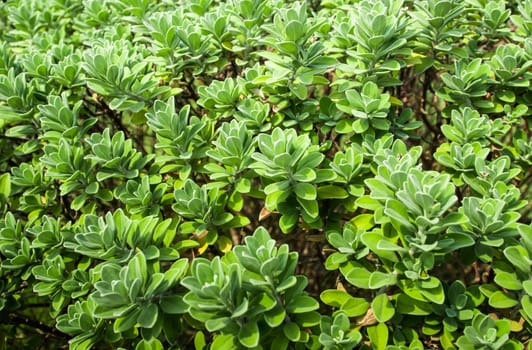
[0,0,531,349]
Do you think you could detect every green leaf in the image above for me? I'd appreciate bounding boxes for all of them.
[128,253,148,288]
[138,304,158,328]
[160,295,188,314]
[294,311,320,327]
[283,322,301,342]
[280,213,299,233]
[293,167,317,182]
[315,168,336,182]
[194,331,206,350]
[488,291,518,309]
[351,214,375,230]
[521,296,532,323]
[344,267,371,289]
[321,290,369,317]
[135,338,164,350]
[376,239,407,253]
[496,90,515,103]
[285,20,305,42]
[371,294,395,323]
[114,309,141,333]
[71,193,88,211]
[211,334,238,350]
[336,119,353,134]
[276,276,297,293]
[418,279,445,305]
[439,233,475,252]
[352,119,369,133]
[320,290,352,307]
[395,294,432,316]
[296,197,319,219]
[278,41,298,55]
[368,271,397,289]
[522,280,532,296]
[356,196,381,210]
[361,232,398,262]
[317,185,348,199]
[265,305,286,328]
[264,180,291,195]
[0,173,11,200]
[238,321,260,348]
[86,181,98,194]
[205,317,232,332]
[270,336,290,350]
[286,295,319,313]
[232,298,249,319]
[367,323,388,350]
[379,60,401,71]
[95,303,135,319]
[227,215,251,229]
[289,83,308,100]
[504,246,529,275]
[494,271,522,291]
[414,57,435,73]
[342,297,370,317]
[294,183,317,200]
[385,199,416,235]
[236,178,251,193]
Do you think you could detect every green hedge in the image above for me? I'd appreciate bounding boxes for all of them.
[0,0,531,349]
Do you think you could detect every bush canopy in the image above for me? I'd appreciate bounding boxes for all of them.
[0,0,531,349]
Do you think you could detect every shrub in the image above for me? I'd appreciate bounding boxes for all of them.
[0,0,531,349]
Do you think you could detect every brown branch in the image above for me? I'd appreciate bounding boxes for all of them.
[5,313,65,339]
[420,71,440,137]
